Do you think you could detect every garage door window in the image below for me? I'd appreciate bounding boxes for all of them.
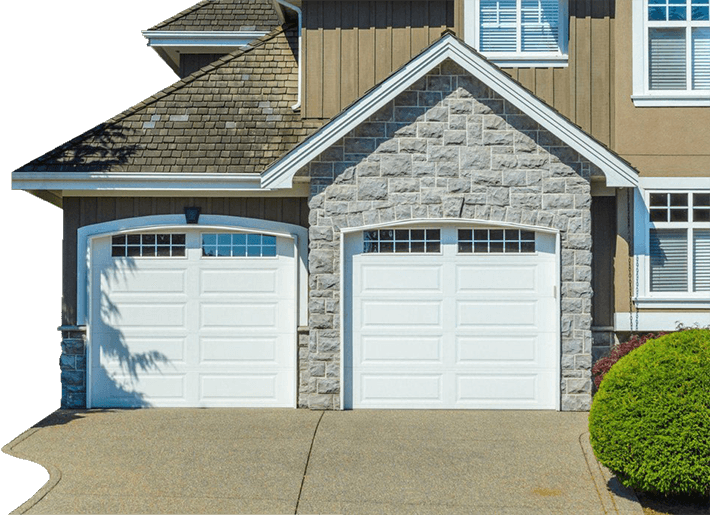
[201,233,277,257]
[458,229,536,253]
[111,234,186,257]
[363,229,441,253]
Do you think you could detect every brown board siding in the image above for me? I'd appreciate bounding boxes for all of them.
[61,197,309,325]
[302,1,454,119]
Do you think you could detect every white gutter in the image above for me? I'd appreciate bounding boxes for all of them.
[275,0,302,111]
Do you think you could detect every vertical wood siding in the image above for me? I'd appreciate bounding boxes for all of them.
[62,197,309,325]
[303,1,455,119]
[303,0,614,147]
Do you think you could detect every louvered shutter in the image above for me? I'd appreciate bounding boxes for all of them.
[694,230,710,291]
[692,27,710,90]
[649,28,687,90]
[521,0,560,52]
[650,229,688,292]
[480,0,518,52]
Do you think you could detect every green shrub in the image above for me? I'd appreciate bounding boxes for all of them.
[591,331,668,389]
[589,329,710,497]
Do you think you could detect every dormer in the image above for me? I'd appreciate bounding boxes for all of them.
[143,0,288,78]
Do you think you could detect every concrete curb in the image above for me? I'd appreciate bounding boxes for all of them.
[2,426,62,515]
[579,432,645,515]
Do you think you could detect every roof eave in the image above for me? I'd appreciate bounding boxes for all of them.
[261,35,639,190]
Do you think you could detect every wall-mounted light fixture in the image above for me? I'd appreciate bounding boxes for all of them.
[184,206,201,224]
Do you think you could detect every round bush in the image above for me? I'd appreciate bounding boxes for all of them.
[589,329,710,497]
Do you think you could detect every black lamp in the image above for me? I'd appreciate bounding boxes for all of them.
[184,206,201,224]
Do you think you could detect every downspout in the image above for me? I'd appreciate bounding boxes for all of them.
[275,0,302,111]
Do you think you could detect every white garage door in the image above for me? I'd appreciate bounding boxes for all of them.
[89,229,296,408]
[345,226,558,410]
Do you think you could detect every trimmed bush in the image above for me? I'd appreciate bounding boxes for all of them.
[592,331,667,389]
[589,329,710,497]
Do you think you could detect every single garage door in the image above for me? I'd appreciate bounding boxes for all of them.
[344,226,558,410]
[89,229,296,408]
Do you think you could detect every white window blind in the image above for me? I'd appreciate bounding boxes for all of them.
[479,0,562,54]
[694,229,710,291]
[650,229,688,291]
[692,27,710,89]
[521,0,560,52]
[649,28,688,90]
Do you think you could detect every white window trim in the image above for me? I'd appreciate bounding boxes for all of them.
[464,0,569,68]
[632,0,710,107]
[634,180,710,309]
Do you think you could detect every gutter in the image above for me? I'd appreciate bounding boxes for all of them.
[274,0,302,111]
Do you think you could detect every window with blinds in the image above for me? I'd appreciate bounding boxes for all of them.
[478,0,564,55]
[646,0,710,92]
[648,192,710,294]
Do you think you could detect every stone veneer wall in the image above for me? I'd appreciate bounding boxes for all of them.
[60,327,87,408]
[301,60,595,411]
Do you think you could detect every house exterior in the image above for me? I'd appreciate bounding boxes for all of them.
[11,0,709,411]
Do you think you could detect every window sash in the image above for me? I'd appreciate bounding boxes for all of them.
[650,229,688,291]
[694,229,710,291]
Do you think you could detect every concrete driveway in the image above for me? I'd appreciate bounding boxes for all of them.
[3,409,642,514]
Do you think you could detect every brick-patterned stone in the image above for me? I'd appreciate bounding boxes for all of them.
[303,62,594,411]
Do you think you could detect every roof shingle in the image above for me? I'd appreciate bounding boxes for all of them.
[16,27,323,175]
[149,0,281,32]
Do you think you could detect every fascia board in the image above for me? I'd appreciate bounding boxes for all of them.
[261,35,638,190]
[12,172,269,192]
[142,30,268,47]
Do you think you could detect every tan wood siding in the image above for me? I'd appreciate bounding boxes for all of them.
[303,1,454,119]
[61,197,309,325]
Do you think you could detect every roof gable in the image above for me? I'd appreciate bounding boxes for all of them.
[262,34,638,189]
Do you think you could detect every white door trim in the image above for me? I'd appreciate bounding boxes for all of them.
[339,219,561,410]
[79,215,307,409]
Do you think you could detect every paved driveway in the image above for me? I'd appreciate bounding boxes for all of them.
[3,409,642,514]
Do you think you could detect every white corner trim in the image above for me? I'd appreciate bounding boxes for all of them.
[76,215,309,328]
[260,35,638,190]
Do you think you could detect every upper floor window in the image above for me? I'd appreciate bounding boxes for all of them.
[465,0,569,67]
[633,0,710,106]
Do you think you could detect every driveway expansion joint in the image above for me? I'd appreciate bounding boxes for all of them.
[294,410,325,515]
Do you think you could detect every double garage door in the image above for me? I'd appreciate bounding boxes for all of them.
[89,229,296,408]
[90,224,558,409]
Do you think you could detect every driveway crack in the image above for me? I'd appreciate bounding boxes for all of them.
[294,411,325,515]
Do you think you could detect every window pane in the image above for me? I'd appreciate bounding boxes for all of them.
[670,193,688,206]
[651,209,668,222]
[650,193,667,206]
[649,28,687,90]
[694,230,710,291]
[692,28,710,90]
[650,229,688,291]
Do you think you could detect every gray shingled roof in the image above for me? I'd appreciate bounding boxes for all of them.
[15,27,324,175]
[149,0,281,32]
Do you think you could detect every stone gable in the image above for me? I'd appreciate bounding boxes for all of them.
[301,60,594,411]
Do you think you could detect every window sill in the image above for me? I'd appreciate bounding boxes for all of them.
[631,94,710,107]
[482,54,568,68]
[634,297,710,310]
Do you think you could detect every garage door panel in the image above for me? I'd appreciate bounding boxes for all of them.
[99,337,187,366]
[101,303,186,328]
[456,264,538,292]
[104,269,187,294]
[199,374,279,402]
[359,336,443,363]
[359,374,443,403]
[97,374,187,402]
[359,264,443,293]
[456,374,538,402]
[457,300,537,328]
[200,269,278,294]
[360,301,443,328]
[200,302,278,329]
[456,336,537,363]
[199,337,279,363]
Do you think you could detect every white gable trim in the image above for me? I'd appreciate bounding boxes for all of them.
[261,34,638,190]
